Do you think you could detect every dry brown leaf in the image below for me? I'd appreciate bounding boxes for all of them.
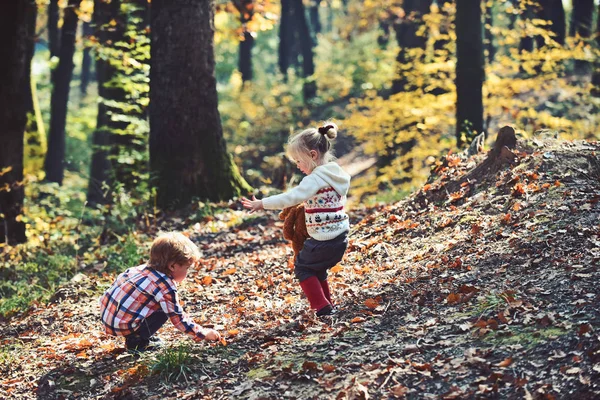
[497,357,513,367]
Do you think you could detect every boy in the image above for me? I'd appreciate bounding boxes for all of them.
[99,232,221,351]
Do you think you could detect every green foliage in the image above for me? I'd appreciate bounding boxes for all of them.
[149,343,194,383]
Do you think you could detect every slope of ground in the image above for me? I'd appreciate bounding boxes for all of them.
[1,135,599,399]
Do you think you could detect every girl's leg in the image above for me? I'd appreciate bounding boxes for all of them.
[320,279,332,304]
[299,276,331,313]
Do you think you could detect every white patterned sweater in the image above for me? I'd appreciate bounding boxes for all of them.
[262,162,351,241]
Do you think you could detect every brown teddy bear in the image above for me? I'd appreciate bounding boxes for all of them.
[278,204,309,259]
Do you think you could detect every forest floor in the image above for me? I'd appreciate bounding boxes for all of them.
[1,135,599,399]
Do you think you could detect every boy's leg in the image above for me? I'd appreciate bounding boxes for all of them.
[137,311,168,340]
[125,311,168,351]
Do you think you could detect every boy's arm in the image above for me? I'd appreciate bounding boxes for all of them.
[159,290,218,341]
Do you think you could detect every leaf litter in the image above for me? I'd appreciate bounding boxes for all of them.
[0,137,599,399]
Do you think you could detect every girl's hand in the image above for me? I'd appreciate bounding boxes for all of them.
[241,196,264,213]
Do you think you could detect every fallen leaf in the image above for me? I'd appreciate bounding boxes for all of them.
[497,357,512,367]
[351,317,365,323]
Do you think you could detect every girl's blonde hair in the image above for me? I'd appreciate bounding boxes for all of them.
[148,232,201,274]
[287,122,339,170]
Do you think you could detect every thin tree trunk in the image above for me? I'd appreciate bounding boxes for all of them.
[536,0,565,47]
[80,21,94,95]
[87,0,124,205]
[592,3,600,97]
[48,0,60,58]
[484,1,495,63]
[44,0,82,184]
[278,0,292,77]
[570,0,594,72]
[290,0,316,101]
[0,0,36,244]
[392,0,432,94]
[308,1,321,39]
[455,0,484,148]
[235,0,254,82]
[150,0,251,208]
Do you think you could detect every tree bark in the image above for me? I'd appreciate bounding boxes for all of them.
[234,0,254,82]
[150,0,251,209]
[0,0,36,244]
[48,0,60,58]
[44,0,82,185]
[87,0,125,205]
[80,21,94,95]
[592,3,600,97]
[570,0,594,72]
[278,0,294,77]
[290,0,316,101]
[392,0,432,94]
[484,1,495,63]
[308,1,321,38]
[570,0,594,38]
[455,0,484,148]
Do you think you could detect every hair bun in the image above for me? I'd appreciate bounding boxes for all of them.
[318,123,338,139]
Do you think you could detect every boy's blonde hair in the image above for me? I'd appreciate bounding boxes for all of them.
[148,232,201,274]
[287,121,339,170]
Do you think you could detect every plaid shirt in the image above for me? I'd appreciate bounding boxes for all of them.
[99,265,206,341]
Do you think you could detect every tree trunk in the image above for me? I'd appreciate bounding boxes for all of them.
[570,0,594,72]
[48,0,60,58]
[455,0,484,148]
[484,1,495,63]
[44,0,82,185]
[570,0,594,38]
[235,0,255,82]
[80,21,94,95]
[87,0,125,205]
[150,0,251,209]
[535,0,565,47]
[308,1,321,38]
[290,0,316,101]
[239,30,254,82]
[392,0,432,94]
[592,3,600,97]
[278,0,294,77]
[0,0,36,245]
[433,0,452,52]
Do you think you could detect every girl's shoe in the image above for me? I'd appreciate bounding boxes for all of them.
[316,304,336,317]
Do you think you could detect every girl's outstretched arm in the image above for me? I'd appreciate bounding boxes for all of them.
[241,195,264,213]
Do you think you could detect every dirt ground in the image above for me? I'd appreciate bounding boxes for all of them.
[1,136,599,399]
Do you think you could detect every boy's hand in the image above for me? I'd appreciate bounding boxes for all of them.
[203,329,221,341]
[241,196,264,213]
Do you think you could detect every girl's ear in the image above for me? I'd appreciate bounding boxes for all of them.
[310,150,318,160]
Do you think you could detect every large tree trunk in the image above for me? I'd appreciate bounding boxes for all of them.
[48,0,60,58]
[392,0,432,94]
[80,21,94,95]
[0,0,36,245]
[290,0,316,101]
[150,0,250,209]
[455,0,484,148]
[87,0,125,205]
[44,0,82,184]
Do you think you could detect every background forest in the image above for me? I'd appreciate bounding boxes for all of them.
[0,0,599,317]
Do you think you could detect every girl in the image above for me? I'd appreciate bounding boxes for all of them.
[242,122,350,316]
